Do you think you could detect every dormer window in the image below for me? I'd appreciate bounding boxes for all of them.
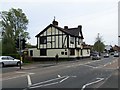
[40,36,47,44]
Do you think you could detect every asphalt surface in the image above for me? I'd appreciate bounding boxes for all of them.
[1,56,119,90]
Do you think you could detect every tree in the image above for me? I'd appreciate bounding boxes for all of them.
[0,8,30,55]
[93,33,105,53]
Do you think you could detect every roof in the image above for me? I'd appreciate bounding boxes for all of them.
[35,23,84,39]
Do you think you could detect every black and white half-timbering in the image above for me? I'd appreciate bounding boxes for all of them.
[28,20,90,60]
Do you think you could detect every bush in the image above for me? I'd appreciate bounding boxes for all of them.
[2,53,20,59]
[23,56,33,63]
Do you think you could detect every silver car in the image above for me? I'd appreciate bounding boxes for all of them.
[91,54,101,60]
[0,56,23,67]
[114,53,119,57]
[104,53,109,58]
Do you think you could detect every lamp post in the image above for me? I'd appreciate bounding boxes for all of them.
[80,44,83,59]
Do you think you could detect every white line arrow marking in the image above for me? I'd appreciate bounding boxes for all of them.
[60,76,69,83]
[81,78,104,90]
[29,75,76,88]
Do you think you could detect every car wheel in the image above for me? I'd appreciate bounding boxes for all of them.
[17,62,21,66]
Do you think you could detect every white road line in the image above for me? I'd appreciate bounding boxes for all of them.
[60,76,69,83]
[30,82,59,88]
[66,59,102,68]
[66,66,72,68]
[86,62,90,64]
[30,76,65,86]
[2,73,34,81]
[82,64,96,68]
[30,75,72,88]
[81,78,104,90]
[27,75,32,86]
[15,71,27,73]
[2,74,28,81]
[79,64,82,65]
[58,75,61,78]
[70,76,77,78]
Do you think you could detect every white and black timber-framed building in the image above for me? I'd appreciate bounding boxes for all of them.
[28,19,90,60]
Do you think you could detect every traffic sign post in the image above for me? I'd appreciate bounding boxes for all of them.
[19,35,22,69]
[16,35,26,69]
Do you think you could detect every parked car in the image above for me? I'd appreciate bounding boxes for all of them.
[111,52,114,55]
[0,56,23,67]
[91,54,101,60]
[114,53,119,57]
[104,53,109,58]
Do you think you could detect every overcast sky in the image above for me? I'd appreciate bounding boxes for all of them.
[0,0,119,46]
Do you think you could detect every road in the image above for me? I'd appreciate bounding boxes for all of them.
[1,56,119,90]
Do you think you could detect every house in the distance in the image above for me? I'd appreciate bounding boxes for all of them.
[28,19,90,60]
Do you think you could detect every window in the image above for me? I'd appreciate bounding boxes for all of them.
[70,36,74,44]
[2,57,8,60]
[40,36,47,44]
[40,49,47,56]
[87,49,89,54]
[65,52,67,55]
[61,52,64,55]
[30,50,33,56]
[7,56,14,60]
[78,38,80,45]
[70,49,75,55]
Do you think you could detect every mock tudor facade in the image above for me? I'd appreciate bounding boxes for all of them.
[28,20,90,59]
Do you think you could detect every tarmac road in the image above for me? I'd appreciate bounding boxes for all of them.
[1,56,119,90]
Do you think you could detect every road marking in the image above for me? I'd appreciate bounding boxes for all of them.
[30,76,65,87]
[66,59,102,68]
[15,71,27,73]
[58,75,61,78]
[2,73,35,81]
[60,76,69,83]
[70,76,77,78]
[29,75,76,88]
[66,65,75,68]
[30,82,59,89]
[81,78,104,90]
[117,66,119,69]
[86,62,90,64]
[27,75,32,86]
[82,64,97,68]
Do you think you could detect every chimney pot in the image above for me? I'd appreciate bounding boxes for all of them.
[52,20,58,26]
[78,25,82,29]
[64,26,68,29]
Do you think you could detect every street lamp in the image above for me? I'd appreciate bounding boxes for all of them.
[80,44,83,59]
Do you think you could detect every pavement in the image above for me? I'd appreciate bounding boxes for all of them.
[2,58,91,73]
